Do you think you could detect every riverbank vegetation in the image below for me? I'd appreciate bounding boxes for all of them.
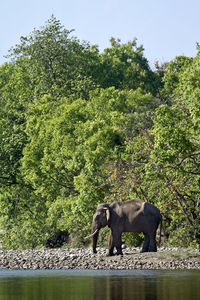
[0,16,199,250]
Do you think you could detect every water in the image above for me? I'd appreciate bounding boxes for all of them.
[0,269,199,300]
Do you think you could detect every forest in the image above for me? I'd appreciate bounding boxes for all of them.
[0,16,199,250]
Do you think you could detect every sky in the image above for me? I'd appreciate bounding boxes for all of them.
[1,0,200,68]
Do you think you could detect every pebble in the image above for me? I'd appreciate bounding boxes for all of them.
[0,247,199,270]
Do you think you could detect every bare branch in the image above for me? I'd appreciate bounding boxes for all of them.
[177,152,200,167]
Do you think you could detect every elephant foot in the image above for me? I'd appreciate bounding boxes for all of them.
[148,244,157,252]
[148,248,157,252]
[116,253,123,257]
[107,252,123,256]
[140,249,148,253]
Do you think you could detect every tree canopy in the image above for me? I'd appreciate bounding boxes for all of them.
[0,16,199,249]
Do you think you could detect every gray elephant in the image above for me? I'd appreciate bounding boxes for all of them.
[85,199,162,256]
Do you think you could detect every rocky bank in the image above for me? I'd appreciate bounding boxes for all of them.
[0,248,199,270]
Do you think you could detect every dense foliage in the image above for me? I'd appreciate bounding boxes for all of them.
[0,17,199,249]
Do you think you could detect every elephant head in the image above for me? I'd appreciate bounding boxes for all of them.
[85,204,110,253]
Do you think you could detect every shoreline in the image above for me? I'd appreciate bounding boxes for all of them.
[0,247,199,270]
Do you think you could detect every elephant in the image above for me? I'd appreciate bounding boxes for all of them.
[85,199,162,256]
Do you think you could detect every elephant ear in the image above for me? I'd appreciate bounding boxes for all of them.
[104,207,110,223]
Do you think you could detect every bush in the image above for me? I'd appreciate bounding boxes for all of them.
[168,226,198,248]
[123,232,144,248]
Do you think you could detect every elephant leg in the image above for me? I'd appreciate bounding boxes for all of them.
[141,234,150,253]
[114,232,123,255]
[149,233,157,252]
[113,231,123,255]
[116,240,123,256]
[116,246,123,255]
[108,230,123,256]
[108,232,114,256]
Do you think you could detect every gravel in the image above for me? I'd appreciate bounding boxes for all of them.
[0,247,199,270]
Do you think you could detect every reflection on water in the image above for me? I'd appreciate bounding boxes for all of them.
[0,269,199,300]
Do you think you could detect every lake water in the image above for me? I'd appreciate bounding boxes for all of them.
[0,269,199,300]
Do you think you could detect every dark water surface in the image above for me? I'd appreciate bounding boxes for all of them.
[0,269,199,300]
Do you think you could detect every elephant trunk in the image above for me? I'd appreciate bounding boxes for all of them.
[92,224,99,254]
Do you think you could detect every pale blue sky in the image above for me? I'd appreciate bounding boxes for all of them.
[1,0,200,67]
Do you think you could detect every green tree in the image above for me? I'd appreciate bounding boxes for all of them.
[0,16,175,249]
[18,88,159,246]
[0,16,100,190]
[0,17,100,247]
[161,55,193,102]
[146,53,200,249]
[99,38,161,96]
[8,15,100,99]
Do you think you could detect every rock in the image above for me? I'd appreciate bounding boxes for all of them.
[0,248,199,270]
